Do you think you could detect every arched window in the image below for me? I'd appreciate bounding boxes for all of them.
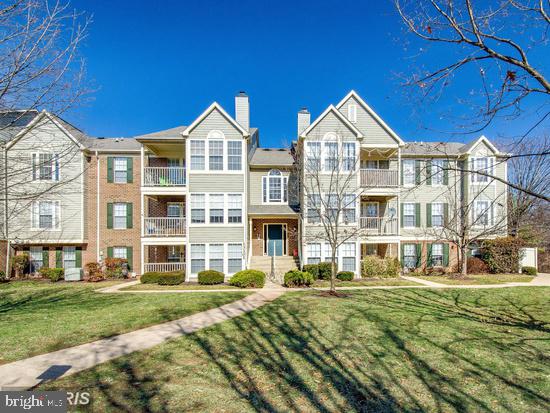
[262,169,288,203]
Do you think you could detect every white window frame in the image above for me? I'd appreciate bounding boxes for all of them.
[403,244,417,269]
[208,139,224,171]
[340,243,356,272]
[31,200,60,230]
[29,246,44,271]
[209,194,224,224]
[431,243,443,267]
[227,243,243,274]
[227,194,243,223]
[208,243,224,272]
[403,202,416,228]
[342,142,356,172]
[307,243,321,265]
[189,140,206,171]
[167,202,184,218]
[262,169,288,204]
[342,194,356,224]
[473,200,492,226]
[188,131,244,174]
[227,140,242,171]
[63,246,76,269]
[32,152,60,182]
[470,156,495,184]
[431,202,444,228]
[190,244,206,275]
[307,193,321,224]
[348,104,357,123]
[189,193,244,226]
[403,159,415,187]
[113,247,127,259]
[431,159,444,186]
[113,157,128,184]
[323,139,339,172]
[113,203,128,230]
[190,194,206,224]
[305,141,321,172]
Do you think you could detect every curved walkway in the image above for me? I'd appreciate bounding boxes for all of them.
[0,289,283,390]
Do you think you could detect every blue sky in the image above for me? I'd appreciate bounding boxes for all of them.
[67,0,548,147]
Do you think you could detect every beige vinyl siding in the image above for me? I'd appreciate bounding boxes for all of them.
[188,108,243,140]
[305,111,357,140]
[189,175,244,192]
[249,169,290,206]
[338,96,398,146]
[188,226,244,243]
[6,118,84,241]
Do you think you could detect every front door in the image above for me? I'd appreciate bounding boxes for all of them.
[266,224,284,256]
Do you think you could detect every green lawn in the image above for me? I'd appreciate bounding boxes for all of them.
[313,278,419,288]
[42,287,550,412]
[123,282,240,291]
[416,273,535,285]
[0,281,248,363]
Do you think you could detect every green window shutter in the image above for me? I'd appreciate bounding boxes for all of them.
[126,247,133,270]
[415,160,421,185]
[426,203,432,227]
[415,244,422,268]
[126,157,133,183]
[443,160,449,185]
[415,203,421,227]
[107,247,113,258]
[426,160,432,186]
[400,244,405,265]
[42,249,49,268]
[107,203,113,229]
[75,247,82,268]
[56,248,62,268]
[443,243,449,267]
[444,203,449,226]
[400,160,404,185]
[126,203,133,229]
[427,243,433,267]
[107,157,114,183]
[400,203,404,228]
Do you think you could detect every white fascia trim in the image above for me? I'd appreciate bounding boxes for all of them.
[299,105,363,139]
[335,90,405,146]
[182,102,249,137]
[463,135,502,156]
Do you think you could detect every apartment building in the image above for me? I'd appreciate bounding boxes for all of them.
[0,90,508,278]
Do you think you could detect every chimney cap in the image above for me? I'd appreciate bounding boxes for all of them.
[237,91,248,97]
[299,107,309,114]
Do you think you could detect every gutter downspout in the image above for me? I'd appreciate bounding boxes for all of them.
[96,151,100,262]
[4,147,9,275]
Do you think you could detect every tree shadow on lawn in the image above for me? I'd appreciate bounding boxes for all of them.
[46,289,550,412]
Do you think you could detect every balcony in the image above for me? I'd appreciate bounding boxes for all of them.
[360,169,399,187]
[143,167,186,187]
[359,217,398,235]
[144,262,185,273]
[144,217,186,237]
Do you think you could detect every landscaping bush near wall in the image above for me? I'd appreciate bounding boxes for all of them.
[482,237,524,274]
[336,271,354,281]
[284,270,314,287]
[39,268,64,282]
[302,262,332,280]
[467,257,490,274]
[141,271,184,285]
[198,270,225,285]
[522,266,537,275]
[229,270,265,288]
[104,258,128,279]
[362,256,400,278]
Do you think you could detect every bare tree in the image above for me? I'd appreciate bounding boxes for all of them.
[395,0,549,132]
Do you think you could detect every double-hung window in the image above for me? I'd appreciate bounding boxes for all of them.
[474,200,491,226]
[431,243,443,267]
[342,142,356,172]
[228,194,242,223]
[305,142,321,172]
[307,243,321,265]
[209,194,224,223]
[228,243,242,273]
[113,247,127,259]
[343,194,356,224]
[209,140,224,170]
[113,203,127,229]
[190,194,205,224]
[262,170,287,203]
[209,244,224,272]
[402,160,415,186]
[190,244,205,274]
[307,193,321,224]
[403,244,417,269]
[167,246,182,262]
[340,243,356,272]
[326,194,338,221]
[29,246,43,271]
[167,202,184,218]
[403,203,416,228]
[32,153,59,181]
[227,141,242,170]
[431,159,444,185]
[324,142,338,172]
[190,141,205,170]
[63,246,76,269]
[471,157,494,183]
[431,203,444,227]
[113,157,128,183]
[32,201,59,229]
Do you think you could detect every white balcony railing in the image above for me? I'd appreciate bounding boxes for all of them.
[359,217,398,235]
[144,167,186,186]
[144,217,186,236]
[360,169,399,187]
[144,262,185,273]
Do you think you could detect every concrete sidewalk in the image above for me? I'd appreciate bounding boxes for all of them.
[0,289,284,390]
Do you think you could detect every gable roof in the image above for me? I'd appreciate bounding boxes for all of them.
[182,102,249,137]
[250,148,294,166]
[299,105,363,139]
[336,90,404,145]
[135,125,187,141]
[460,135,502,155]
[0,110,39,143]
[402,136,504,157]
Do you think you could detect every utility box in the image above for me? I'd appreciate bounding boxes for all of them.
[65,268,83,281]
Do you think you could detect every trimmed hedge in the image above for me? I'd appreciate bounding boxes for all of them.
[302,262,332,280]
[362,256,400,278]
[141,271,184,285]
[229,270,265,288]
[336,271,354,281]
[39,267,64,282]
[198,270,225,285]
[284,270,314,287]
[467,257,490,274]
[522,266,537,276]
[482,237,524,274]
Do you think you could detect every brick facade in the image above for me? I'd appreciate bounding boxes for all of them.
[251,218,299,256]
[401,241,459,273]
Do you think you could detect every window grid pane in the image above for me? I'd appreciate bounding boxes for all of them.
[209,194,224,223]
[227,141,242,170]
[190,141,205,170]
[209,141,224,170]
[191,194,205,223]
[403,160,415,185]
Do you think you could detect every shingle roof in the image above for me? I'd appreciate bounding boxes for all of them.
[86,137,141,151]
[134,125,187,140]
[248,204,299,215]
[250,148,294,166]
[0,110,39,142]
[401,142,467,156]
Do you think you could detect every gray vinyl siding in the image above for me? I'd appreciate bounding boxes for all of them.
[305,111,357,140]
[188,108,243,140]
[189,175,245,192]
[338,96,398,146]
[188,226,244,243]
[6,118,84,241]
